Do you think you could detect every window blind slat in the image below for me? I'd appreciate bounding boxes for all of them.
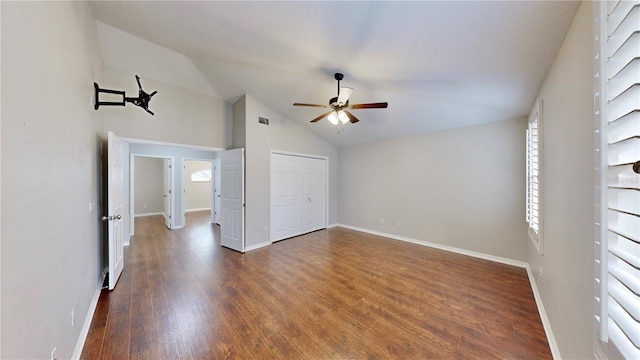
[607,31,640,78]
[609,247,640,271]
[607,136,640,165]
[608,162,640,189]
[608,58,639,99]
[607,84,640,122]
[608,110,640,143]
[608,188,640,216]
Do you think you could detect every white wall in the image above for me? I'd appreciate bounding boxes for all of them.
[338,118,528,260]
[134,157,164,215]
[185,160,212,211]
[526,2,594,358]
[1,2,104,358]
[234,94,338,249]
[102,65,226,148]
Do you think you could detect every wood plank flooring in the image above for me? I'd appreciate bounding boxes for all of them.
[81,211,551,359]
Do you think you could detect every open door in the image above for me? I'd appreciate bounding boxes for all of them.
[105,131,125,290]
[220,148,245,252]
[162,158,172,229]
[214,157,221,225]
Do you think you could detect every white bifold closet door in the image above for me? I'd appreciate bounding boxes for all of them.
[271,153,326,242]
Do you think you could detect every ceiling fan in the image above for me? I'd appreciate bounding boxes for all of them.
[293,73,388,125]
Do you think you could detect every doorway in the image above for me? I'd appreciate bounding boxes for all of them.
[183,159,214,227]
[129,154,175,236]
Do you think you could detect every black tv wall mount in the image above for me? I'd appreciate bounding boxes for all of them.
[94,75,157,115]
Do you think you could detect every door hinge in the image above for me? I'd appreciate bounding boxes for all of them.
[169,190,172,194]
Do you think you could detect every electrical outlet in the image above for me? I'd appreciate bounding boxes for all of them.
[71,307,76,326]
[264,225,269,232]
[89,201,94,213]
[380,218,384,224]
[51,347,57,360]
[539,266,543,278]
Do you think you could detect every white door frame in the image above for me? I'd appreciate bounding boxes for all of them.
[270,150,329,242]
[181,157,216,226]
[129,153,175,236]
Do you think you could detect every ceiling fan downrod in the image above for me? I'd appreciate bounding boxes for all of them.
[335,73,343,97]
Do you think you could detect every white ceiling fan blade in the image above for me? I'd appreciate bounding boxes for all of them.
[337,87,353,105]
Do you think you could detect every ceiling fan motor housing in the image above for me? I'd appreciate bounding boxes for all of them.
[329,96,348,109]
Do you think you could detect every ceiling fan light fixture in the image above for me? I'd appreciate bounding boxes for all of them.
[328,111,339,125]
[338,110,349,124]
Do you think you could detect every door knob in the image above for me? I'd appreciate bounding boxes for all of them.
[101,215,112,221]
[115,215,122,220]
[633,160,640,174]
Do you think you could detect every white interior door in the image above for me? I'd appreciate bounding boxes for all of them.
[214,157,221,224]
[302,157,327,233]
[220,148,245,252]
[106,131,124,290]
[271,153,326,241]
[271,153,302,241]
[162,158,171,229]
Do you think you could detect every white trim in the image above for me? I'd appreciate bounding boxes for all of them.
[134,212,164,218]
[334,223,559,357]
[327,223,339,228]
[172,225,185,230]
[336,223,527,267]
[245,241,272,252]
[525,265,560,359]
[121,136,224,152]
[185,208,212,213]
[71,272,106,360]
[270,149,328,160]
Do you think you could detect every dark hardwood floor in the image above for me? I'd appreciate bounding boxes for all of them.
[81,211,551,359]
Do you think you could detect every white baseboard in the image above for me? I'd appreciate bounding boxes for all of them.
[185,208,211,213]
[134,212,163,218]
[335,224,527,268]
[525,265,560,360]
[71,272,106,360]
[333,223,558,358]
[327,223,338,228]
[245,241,272,252]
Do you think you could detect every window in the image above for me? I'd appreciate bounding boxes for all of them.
[526,100,543,254]
[190,169,211,182]
[594,1,640,359]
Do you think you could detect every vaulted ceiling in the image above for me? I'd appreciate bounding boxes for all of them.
[90,1,580,147]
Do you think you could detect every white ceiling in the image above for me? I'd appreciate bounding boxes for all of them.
[90,1,580,147]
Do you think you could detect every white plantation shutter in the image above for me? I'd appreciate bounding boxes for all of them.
[595,1,640,358]
[526,101,543,254]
